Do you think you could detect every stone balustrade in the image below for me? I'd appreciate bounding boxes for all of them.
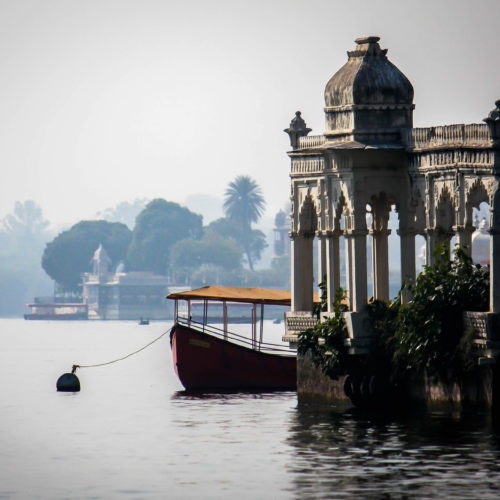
[297,135,326,149]
[407,124,491,150]
[283,311,318,344]
[291,158,324,175]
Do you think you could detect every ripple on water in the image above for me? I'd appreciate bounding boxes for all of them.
[2,320,500,499]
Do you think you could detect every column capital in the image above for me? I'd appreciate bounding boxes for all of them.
[452,224,474,234]
[325,229,342,238]
[370,228,392,237]
[345,229,368,237]
[397,228,416,237]
[289,230,315,239]
[425,227,453,238]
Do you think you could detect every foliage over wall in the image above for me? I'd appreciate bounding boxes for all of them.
[298,246,490,382]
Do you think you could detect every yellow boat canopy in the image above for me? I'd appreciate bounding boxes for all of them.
[167,285,319,306]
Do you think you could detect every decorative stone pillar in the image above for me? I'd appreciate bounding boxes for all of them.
[350,229,368,312]
[454,224,474,257]
[345,233,354,310]
[317,233,327,289]
[425,229,436,266]
[484,100,500,313]
[490,230,500,313]
[490,189,500,313]
[425,229,451,265]
[291,233,314,312]
[399,229,416,304]
[326,230,341,312]
[371,228,391,302]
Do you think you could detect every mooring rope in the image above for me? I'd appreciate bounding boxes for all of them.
[71,327,172,373]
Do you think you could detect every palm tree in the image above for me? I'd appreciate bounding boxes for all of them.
[223,176,266,270]
[224,176,265,228]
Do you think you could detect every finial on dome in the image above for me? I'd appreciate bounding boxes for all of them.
[355,36,380,45]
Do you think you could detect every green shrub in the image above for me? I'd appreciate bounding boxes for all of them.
[298,245,489,381]
[298,288,349,380]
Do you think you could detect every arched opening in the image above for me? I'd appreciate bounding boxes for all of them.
[325,192,348,312]
[388,204,401,298]
[366,204,373,298]
[415,234,426,274]
[466,180,490,266]
[291,193,318,311]
[471,201,491,266]
[339,212,347,291]
[413,188,427,276]
[369,193,394,302]
[427,187,454,264]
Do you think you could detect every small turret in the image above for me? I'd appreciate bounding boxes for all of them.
[484,99,500,146]
[284,111,312,149]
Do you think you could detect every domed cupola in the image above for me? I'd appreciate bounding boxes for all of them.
[324,36,414,146]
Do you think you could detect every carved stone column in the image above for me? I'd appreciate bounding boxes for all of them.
[326,230,341,312]
[454,225,474,257]
[371,228,391,302]
[490,189,500,313]
[399,229,416,305]
[291,233,314,312]
[425,229,450,265]
[350,229,368,312]
[345,233,354,310]
[425,229,437,266]
[317,233,327,289]
[484,101,500,313]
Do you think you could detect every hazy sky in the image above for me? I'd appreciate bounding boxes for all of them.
[0,0,499,229]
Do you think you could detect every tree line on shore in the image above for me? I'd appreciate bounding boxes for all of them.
[0,176,290,315]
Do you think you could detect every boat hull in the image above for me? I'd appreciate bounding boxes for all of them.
[171,323,296,391]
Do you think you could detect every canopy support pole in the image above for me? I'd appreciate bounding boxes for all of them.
[259,303,264,349]
[252,304,257,349]
[223,301,228,340]
[203,300,207,332]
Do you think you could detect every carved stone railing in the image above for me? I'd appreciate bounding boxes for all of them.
[463,311,488,339]
[297,135,326,149]
[283,311,317,344]
[407,124,491,150]
[291,158,324,175]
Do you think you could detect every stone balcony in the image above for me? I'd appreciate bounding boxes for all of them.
[406,124,491,150]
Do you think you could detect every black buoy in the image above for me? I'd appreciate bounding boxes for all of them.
[57,365,80,392]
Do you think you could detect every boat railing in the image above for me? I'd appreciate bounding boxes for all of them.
[176,316,296,356]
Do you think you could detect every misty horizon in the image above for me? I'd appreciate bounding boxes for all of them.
[1,0,499,228]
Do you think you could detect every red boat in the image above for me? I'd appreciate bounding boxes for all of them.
[167,286,297,391]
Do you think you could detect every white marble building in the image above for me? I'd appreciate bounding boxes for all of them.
[284,36,500,351]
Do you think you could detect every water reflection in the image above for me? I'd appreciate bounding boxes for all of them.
[171,389,295,401]
[287,404,500,499]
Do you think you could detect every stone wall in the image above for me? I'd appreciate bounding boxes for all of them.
[298,351,498,409]
[297,352,349,404]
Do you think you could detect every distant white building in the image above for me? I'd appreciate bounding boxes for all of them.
[472,218,490,266]
[81,244,174,320]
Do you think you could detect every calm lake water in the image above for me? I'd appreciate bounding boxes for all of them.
[2,318,500,499]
